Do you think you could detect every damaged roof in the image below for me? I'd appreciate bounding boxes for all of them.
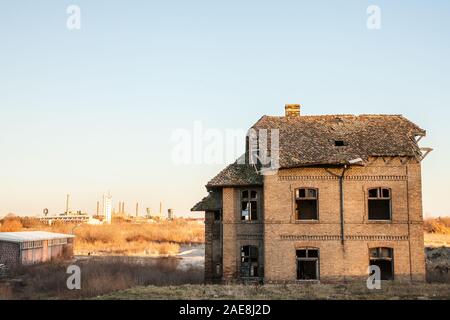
[252,114,425,168]
[204,114,425,187]
[191,193,222,212]
[206,161,263,188]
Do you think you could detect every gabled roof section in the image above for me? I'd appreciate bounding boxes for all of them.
[191,193,221,212]
[206,159,263,188]
[251,114,425,168]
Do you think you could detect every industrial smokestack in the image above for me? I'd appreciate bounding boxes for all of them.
[96,201,100,216]
[135,202,139,217]
[159,201,162,216]
[66,194,70,215]
[168,208,173,220]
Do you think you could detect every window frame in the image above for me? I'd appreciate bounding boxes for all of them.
[367,187,392,221]
[368,247,394,281]
[294,188,319,221]
[240,245,260,278]
[213,210,222,222]
[296,247,320,281]
[240,189,259,222]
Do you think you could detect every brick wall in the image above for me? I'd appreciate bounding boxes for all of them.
[0,241,20,266]
[263,157,425,282]
[208,156,426,283]
[221,187,264,282]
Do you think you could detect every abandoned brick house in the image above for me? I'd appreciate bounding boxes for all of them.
[192,104,431,283]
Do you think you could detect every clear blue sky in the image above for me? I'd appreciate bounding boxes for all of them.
[0,1,449,217]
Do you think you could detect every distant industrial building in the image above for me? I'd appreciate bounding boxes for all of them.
[38,214,90,225]
[103,193,112,224]
[0,231,75,266]
[168,208,174,220]
[38,194,90,225]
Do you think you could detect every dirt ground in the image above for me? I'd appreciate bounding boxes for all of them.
[97,235,450,300]
[96,282,450,300]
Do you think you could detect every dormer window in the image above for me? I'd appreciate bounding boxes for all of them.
[334,140,346,147]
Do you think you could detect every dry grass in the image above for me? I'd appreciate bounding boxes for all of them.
[426,247,450,283]
[75,239,180,256]
[0,257,203,300]
[0,218,23,232]
[424,217,450,234]
[0,217,204,256]
[424,233,450,248]
[96,282,450,300]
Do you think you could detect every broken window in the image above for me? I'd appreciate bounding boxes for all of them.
[215,263,221,275]
[369,247,394,280]
[240,245,259,278]
[368,187,391,220]
[296,248,319,280]
[214,211,222,222]
[241,190,258,221]
[295,188,318,220]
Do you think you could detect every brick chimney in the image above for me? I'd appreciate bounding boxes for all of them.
[285,104,301,117]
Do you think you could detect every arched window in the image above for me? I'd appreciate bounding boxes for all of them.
[295,188,318,220]
[296,248,320,280]
[240,245,259,278]
[369,247,394,280]
[241,190,258,221]
[368,187,391,220]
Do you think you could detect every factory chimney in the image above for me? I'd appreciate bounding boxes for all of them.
[65,194,70,215]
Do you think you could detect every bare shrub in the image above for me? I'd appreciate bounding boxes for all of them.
[0,218,23,232]
[426,247,450,283]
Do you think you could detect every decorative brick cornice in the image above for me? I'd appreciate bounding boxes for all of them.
[345,175,407,181]
[280,235,341,241]
[278,175,407,182]
[280,234,409,241]
[237,234,263,240]
[345,235,409,241]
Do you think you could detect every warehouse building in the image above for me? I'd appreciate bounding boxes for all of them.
[0,231,75,266]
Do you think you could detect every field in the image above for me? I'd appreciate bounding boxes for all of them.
[0,256,203,300]
[424,233,450,247]
[0,216,204,256]
[1,216,450,300]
